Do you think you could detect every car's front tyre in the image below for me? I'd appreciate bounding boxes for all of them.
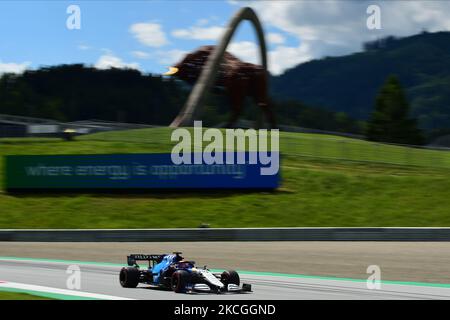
[119,267,140,288]
[221,270,240,290]
[171,270,189,293]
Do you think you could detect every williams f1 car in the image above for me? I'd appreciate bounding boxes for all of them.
[119,252,252,294]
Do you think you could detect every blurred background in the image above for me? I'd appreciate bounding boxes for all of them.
[0,1,449,229]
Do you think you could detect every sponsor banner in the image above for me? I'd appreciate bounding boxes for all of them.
[4,153,280,190]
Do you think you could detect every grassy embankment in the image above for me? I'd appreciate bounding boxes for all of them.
[0,127,449,228]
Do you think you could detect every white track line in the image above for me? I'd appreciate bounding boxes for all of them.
[0,281,133,300]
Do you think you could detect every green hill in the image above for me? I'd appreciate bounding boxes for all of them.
[0,128,449,228]
[271,31,450,136]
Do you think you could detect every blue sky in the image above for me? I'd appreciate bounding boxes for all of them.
[1,1,450,76]
[0,1,297,75]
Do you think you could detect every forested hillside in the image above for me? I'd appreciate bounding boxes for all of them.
[0,64,362,133]
[271,31,450,137]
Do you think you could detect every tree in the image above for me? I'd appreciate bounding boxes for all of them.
[366,75,424,145]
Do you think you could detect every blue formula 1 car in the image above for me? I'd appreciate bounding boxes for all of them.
[119,252,252,294]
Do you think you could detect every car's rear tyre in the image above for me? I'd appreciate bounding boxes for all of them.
[119,267,140,288]
[171,270,189,293]
[221,270,240,289]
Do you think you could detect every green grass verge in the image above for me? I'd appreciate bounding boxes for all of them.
[0,127,449,228]
[0,290,54,300]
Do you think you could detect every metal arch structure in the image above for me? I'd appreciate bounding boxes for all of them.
[170,7,268,128]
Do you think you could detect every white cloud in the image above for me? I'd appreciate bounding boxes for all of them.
[268,44,312,75]
[172,25,225,40]
[0,60,31,75]
[129,22,168,47]
[101,48,113,54]
[154,49,188,65]
[267,32,285,45]
[95,54,139,70]
[225,41,311,75]
[196,18,209,27]
[131,51,150,59]
[78,44,90,51]
[227,41,259,65]
[229,0,450,74]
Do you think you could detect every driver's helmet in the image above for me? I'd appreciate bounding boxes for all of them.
[177,261,192,269]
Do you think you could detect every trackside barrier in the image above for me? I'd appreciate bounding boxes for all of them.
[1,228,450,242]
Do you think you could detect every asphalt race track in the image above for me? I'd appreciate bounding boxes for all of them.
[1,258,450,300]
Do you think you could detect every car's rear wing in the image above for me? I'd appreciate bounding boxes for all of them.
[127,254,163,266]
